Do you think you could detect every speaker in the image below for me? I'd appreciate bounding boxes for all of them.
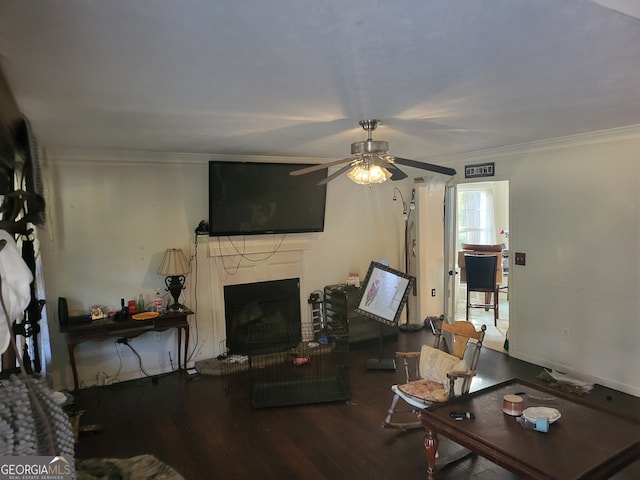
[58,297,68,326]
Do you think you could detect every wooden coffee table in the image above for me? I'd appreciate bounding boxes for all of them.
[420,378,640,479]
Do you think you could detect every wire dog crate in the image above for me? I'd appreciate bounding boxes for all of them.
[247,317,350,408]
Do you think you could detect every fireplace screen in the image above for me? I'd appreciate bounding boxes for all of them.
[222,278,350,408]
[224,278,302,355]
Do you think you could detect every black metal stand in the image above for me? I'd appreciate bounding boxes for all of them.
[366,323,396,371]
[398,322,423,332]
[396,191,421,335]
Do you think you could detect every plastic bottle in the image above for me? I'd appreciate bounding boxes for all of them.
[138,294,145,313]
[517,415,549,433]
[119,298,129,320]
[154,292,163,313]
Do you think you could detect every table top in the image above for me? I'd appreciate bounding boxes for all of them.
[420,378,640,480]
[61,309,193,334]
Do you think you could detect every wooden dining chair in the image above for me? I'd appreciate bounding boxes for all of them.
[465,254,499,325]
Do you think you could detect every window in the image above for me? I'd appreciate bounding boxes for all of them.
[457,185,496,250]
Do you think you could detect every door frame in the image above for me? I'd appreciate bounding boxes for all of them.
[443,178,510,325]
[443,183,458,323]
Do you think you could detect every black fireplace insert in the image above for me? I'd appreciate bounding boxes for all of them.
[224,278,302,355]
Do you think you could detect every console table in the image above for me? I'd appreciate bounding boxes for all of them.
[420,378,640,479]
[61,310,192,390]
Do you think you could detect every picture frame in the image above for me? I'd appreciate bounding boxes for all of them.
[355,261,414,326]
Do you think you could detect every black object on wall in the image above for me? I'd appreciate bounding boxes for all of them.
[58,297,69,327]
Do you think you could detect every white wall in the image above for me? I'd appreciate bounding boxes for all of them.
[39,149,412,390]
[414,179,447,322]
[442,126,640,396]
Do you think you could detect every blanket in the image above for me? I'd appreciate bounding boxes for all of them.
[76,455,185,480]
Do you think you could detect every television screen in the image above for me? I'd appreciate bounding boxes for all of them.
[208,161,327,236]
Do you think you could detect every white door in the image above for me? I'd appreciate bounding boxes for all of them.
[443,183,458,323]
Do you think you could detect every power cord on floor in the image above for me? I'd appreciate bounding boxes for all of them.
[117,338,153,378]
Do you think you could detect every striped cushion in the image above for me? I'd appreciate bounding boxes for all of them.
[418,345,467,396]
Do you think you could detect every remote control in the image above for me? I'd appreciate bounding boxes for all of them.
[450,411,475,420]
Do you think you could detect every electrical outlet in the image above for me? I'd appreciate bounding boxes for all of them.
[515,252,526,266]
[431,288,436,297]
[96,372,107,386]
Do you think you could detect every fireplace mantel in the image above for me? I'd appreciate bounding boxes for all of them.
[208,236,311,258]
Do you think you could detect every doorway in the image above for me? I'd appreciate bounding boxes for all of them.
[446,180,510,352]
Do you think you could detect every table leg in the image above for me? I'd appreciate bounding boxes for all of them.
[177,327,183,370]
[68,343,79,391]
[176,325,189,370]
[424,426,439,480]
[183,325,189,370]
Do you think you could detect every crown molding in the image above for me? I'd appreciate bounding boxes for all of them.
[430,124,640,166]
[43,147,330,167]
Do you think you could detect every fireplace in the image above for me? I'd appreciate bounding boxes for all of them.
[195,238,350,408]
[224,278,302,355]
[195,236,312,360]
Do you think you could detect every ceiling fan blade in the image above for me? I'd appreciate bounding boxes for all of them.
[387,164,408,181]
[317,161,359,185]
[393,157,456,176]
[289,157,354,176]
[372,156,408,181]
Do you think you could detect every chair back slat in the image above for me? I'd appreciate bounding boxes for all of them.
[465,254,498,291]
[441,320,485,360]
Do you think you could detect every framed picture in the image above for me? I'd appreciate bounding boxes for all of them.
[355,261,414,326]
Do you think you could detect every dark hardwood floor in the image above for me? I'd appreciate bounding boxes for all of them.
[73,328,640,479]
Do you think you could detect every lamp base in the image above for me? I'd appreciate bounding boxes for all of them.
[166,302,189,313]
[164,275,188,313]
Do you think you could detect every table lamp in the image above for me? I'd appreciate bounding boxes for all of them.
[158,248,191,312]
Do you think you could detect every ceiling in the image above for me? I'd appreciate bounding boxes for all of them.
[1,0,640,164]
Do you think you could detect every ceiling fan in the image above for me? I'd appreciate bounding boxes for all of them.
[290,119,456,185]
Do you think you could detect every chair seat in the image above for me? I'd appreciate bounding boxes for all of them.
[394,379,449,407]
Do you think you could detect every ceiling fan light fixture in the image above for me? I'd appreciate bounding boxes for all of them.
[347,163,391,185]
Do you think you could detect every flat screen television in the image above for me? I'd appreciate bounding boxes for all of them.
[208,161,327,236]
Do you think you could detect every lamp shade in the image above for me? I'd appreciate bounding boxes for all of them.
[158,248,191,276]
